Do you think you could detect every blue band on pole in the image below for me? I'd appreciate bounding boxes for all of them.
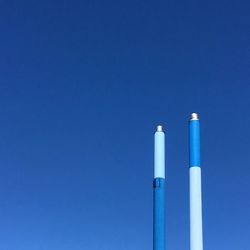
[153,177,165,250]
[189,120,200,167]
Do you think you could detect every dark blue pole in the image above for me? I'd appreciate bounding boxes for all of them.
[153,178,165,250]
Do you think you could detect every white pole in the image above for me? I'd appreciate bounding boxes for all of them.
[154,125,165,179]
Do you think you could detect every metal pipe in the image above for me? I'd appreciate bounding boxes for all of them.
[153,125,165,250]
[189,113,203,250]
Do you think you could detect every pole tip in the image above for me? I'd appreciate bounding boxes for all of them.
[156,125,163,132]
[190,113,199,120]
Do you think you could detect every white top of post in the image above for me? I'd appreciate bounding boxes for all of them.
[154,125,165,178]
[191,113,199,120]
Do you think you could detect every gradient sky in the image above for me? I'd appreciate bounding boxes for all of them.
[0,0,250,249]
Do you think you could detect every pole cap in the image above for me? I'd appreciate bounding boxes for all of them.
[156,125,163,132]
[190,113,199,120]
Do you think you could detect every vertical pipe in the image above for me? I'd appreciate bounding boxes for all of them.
[189,113,203,250]
[153,125,165,250]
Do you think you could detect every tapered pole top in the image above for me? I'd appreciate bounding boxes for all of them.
[189,113,200,167]
[154,124,165,179]
[156,125,163,132]
[190,113,199,121]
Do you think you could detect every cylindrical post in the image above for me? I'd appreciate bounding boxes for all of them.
[189,113,203,250]
[153,125,165,250]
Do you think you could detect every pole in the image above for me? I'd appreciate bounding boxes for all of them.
[189,113,203,250]
[153,125,165,250]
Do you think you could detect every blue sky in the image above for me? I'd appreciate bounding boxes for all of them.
[0,0,250,249]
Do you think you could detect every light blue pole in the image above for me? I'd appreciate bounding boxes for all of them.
[189,113,203,250]
[153,125,165,250]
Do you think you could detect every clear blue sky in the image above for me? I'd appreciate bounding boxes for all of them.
[0,0,249,249]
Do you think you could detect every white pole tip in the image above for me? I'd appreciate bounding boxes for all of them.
[191,113,199,120]
[156,125,163,132]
